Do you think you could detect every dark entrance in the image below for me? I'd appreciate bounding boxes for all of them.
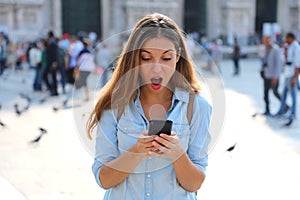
[255,0,278,37]
[62,0,101,38]
[184,0,207,38]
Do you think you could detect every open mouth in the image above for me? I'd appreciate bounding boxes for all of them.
[150,77,162,90]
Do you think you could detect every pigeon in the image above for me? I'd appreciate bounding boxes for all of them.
[23,104,30,111]
[52,106,59,112]
[284,118,294,127]
[20,93,32,103]
[52,100,68,112]
[29,135,43,144]
[39,127,47,134]
[19,93,31,111]
[0,104,6,127]
[252,112,258,118]
[0,120,6,128]
[226,143,237,152]
[39,97,47,104]
[14,104,22,116]
[63,99,68,106]
[29,127,48,144]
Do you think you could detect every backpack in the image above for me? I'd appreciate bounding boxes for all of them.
[57,47,66,67]
[117,92,195,125]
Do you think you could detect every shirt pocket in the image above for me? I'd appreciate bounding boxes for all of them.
[117,119,144,152]
[172,123,191,151]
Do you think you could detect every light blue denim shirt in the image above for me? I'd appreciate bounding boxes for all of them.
[92,87,212,200]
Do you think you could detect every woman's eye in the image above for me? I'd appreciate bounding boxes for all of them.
[141,57,151,61]
[163,57,172,61]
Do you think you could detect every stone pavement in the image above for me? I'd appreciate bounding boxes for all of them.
[0,58,299,200]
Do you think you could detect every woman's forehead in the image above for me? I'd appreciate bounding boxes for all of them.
[141,37,176,51]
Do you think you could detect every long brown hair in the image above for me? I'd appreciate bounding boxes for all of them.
[86,13,201,139]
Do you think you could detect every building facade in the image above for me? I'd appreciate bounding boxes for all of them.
[101,0,183,39]
[0,0,61,41]
[1,0,300,44]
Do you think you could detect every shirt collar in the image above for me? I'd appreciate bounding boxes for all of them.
[173,87,190,103]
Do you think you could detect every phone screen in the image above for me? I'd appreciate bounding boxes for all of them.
[148,120,173,136]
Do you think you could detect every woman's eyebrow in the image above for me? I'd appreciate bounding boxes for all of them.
[140,49,174,54]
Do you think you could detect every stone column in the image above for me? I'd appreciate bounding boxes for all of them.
[213,0,255,45]
[207,0,222,40]
[41,0,61,36]
[298,0,300,32]
[101,0,110,39]
[52,0,62,36]
[41,0,51,32]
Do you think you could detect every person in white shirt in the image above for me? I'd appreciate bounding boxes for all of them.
[275,32,300,125]
[259,36,284,115]
[29,42,42,91]
[66,35,83,84]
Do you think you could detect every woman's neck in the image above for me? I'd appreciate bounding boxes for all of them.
[139,86,173,121]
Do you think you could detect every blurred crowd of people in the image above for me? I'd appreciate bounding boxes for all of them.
[257,32,300,126]
[185,30,300,126]
[0,31,112,101]
[0,29,299,124]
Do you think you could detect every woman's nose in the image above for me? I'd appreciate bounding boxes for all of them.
[152,60,162,73]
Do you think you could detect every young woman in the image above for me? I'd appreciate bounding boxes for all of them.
[87,13,212,199]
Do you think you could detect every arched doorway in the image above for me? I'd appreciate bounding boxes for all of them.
[62,0,102,38]
[255,0,278,37]
[184,0,207,39]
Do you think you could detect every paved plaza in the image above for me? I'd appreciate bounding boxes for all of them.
[0,58,299,200]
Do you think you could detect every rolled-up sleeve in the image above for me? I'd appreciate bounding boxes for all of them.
[187,95,212,176]
[92,109,119,188]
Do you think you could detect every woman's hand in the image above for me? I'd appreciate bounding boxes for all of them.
[148,132,185,161]
[132,131,156,158]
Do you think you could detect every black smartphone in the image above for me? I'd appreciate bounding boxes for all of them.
[148,120,173,136]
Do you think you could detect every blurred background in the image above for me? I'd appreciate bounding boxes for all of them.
[0,0,300,200]
[1,0,300,45]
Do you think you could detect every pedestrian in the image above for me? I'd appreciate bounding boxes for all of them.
[274,32,300,125]
[58,33,70,93]
[95,43,111,87]
[211,39,223,73]
[87,13,212,199]
[66,35,83,85]
[43,31,59,96]
[15,42,25,72]
[39,39,48,91]
[64,39,95,105]
[57,46,67,93]
[232,38,240,75]
[259,36,284,115]
[0,34,7,75]
[29,42,42,91]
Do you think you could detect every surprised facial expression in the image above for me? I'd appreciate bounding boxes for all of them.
[139,37,179,91]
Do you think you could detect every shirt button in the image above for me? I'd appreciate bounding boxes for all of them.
[147,174,151,178]
[149,157,152,160]
[146,192,151,196]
